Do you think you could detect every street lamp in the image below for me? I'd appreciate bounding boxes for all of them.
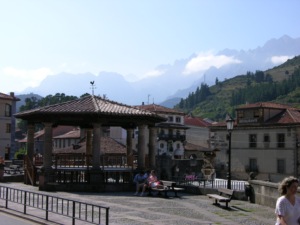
[226,114,234,189]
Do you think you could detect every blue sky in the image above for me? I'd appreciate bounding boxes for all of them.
[1,0,300,94]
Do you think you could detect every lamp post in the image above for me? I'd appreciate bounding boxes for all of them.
[226,114,234,189]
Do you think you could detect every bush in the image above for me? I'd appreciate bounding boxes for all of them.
[14,148,27,160]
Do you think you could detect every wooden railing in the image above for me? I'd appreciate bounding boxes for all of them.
[100,155,128,168]
[25,153,137,185]
[53,153,92,168]
[51,169,90,184]
[30,153,137,169]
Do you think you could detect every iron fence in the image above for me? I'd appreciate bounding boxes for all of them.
[0,185,109,225]
[177,178,247,191]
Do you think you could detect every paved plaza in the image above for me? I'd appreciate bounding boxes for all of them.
[0,182,276,225]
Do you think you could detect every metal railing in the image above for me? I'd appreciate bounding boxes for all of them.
[176,178,247,191]
[0,185,109,225]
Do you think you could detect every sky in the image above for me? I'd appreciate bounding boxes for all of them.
[1,0,300,94]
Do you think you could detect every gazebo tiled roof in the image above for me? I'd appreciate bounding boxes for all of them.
[14,95,166,127]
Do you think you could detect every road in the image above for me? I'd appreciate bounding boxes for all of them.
[0,212,39,225]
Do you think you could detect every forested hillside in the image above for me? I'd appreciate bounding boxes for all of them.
[175,56,300,121]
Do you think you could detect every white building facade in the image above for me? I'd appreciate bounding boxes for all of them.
[0,92,19,159]
[134,104,188,159]
[210,102,300,182]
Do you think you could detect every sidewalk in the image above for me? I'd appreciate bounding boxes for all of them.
[0,182,276,225]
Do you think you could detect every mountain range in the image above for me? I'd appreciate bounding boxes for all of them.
[20,35,300,107]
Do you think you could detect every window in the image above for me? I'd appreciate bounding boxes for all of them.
[168,129,173,137]
[287,128,291,137]
[168,116,173,122]
[237,110,244,118]
[5,104,11,117]
[264,134,270,142]
[277,133,285,148]
[277,159,285,174]
[168,141,173,152]
[249,158,258,172]
[176,117,181,123]
[159,143,164,148]
[6,123,11,133]
[253,109,260,117]
[176,143,180,149]
[249,134,257,148]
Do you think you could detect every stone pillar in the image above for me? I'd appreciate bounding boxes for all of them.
[43,122,53,171]
[137,124,147,169]
[92,123,101,169]
[86,129,93,166]
[149,126,157,169]
[27,123,35,160]
[126,128,133,156]
[126,128,133,165]
[89,123,103,185]
[39,122,53,191]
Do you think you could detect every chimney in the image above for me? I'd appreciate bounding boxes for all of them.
[142,102,144,105]
[10,92,15,97]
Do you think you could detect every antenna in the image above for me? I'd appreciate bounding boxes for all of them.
[148,94,150,104]
[90,81,96,95]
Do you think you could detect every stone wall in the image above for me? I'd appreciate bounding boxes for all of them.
[249,179,300,208]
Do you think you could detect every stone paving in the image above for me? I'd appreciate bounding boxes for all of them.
[0,182,276,225]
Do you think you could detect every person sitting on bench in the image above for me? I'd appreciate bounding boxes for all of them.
[133,170,147,195]
[140,170,163,196]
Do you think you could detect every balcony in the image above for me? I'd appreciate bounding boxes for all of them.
[158,134,186,142]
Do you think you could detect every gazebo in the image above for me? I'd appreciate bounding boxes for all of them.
[15,95,165,191]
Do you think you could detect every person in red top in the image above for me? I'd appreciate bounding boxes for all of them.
[140,170,159,196]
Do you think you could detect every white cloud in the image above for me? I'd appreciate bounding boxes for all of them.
[123,69,165,82]
[143,69,165,78]
[184,52,241,75]
[1,67,53,93]
[270,55,293,64]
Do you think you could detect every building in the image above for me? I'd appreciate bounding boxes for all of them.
[53,127,81,150]
[18,126,77,155]
[135,104,188,159]
[0,92,20,159]
[210,102,300,182]
[184,114,212,148]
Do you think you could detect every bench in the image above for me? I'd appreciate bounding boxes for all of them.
[149,180,184,198]
[207,188,234,208]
